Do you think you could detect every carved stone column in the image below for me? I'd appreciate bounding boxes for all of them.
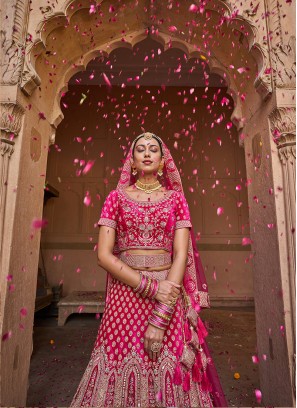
[0,103,24,254]
[269,106,296,398]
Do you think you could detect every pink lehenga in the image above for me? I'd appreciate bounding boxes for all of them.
[70,137,227,408]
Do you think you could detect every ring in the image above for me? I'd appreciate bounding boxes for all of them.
[150,342,162,353]
[170,298,177,306]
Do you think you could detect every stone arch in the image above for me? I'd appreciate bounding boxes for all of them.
[50,30,243,137]
[21,0,272,111]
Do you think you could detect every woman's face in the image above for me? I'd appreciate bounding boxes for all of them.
[131,136,164,176]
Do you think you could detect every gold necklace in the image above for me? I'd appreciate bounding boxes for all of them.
[135,179,162,194]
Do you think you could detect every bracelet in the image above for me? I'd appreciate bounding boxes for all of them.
[147,279,159,299]
[142,277,152,298]
[147,318,166,331]
[148,314,168,330]
[148,299,176,330]
[152,310,171,321]
[133,273,159,299]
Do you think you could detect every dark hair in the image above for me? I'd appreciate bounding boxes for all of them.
[132,133,163,157]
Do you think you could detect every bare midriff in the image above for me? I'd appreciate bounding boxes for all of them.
[121,248,172,271]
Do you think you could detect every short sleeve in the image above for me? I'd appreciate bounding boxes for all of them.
[175,192,192,229]
[97,190,119,229]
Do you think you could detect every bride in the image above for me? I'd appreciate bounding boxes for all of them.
[70,132,227,407]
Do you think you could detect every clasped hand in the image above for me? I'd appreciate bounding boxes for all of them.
[144,280,181,361]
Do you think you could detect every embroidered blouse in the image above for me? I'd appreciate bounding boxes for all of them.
[97,189,192,253]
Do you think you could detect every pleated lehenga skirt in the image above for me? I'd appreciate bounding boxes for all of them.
[70,268,214,408]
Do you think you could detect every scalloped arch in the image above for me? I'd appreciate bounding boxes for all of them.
[51,31,242,135]
[22,0,272,139]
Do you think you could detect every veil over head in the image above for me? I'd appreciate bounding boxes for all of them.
[116,132,210,311]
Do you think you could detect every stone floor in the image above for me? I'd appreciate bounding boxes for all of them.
[27,307,262,407]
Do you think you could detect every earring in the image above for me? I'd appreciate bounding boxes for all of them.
[157,162,164,177]
[131,164,137,176]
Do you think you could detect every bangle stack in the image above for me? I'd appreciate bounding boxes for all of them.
[148,301,175,330]
[133,272,159,299]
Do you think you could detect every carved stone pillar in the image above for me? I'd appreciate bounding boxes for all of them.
[269,106,296,398]
[0,103,24,254]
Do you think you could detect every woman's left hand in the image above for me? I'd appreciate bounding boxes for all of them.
[144,324,165,361]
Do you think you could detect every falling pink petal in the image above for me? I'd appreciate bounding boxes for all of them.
[221,97,230,106]
[237,67,250,74]
[89,72,94,80]
[252,355,259,364]
[226,122,233,129]
[84,193,91,207]
[2,331,12,341]
[32,218,48,230]
[215,114,223,124]
[242,237,252,246]
[109,5,115,12]
[82,160,95,175]
[102,72,112,89]
[77,305,85,313]
[255,389,262,404]
[6,274,13,282]
[76,137,82,143]
[89,4,96,14]
[38,112,46,120]
[264,67,272,74]
[213,270,217,281]
[169,25,178,32]
[217,207,224,215]
[236,185,242,191]
[189,4,199,12]
[9,284,15,292]
[76,268,81,273]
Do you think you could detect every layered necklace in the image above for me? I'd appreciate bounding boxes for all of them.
[135,179,162,194]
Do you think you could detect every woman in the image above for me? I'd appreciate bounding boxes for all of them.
[70,132,227,407]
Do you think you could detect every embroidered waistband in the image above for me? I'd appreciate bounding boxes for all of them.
[119,252,172,268]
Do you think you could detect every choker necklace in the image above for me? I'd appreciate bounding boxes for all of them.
[135,179,162,194]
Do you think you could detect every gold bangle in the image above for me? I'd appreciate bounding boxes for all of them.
[152,310,171,321]
[142,277,152,298]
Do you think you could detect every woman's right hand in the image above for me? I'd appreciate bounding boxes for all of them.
[155,280,181,305]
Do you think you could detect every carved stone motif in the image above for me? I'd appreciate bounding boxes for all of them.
[269,107,296,143]
[272,36,296,88]
[267,0,296,88]
[0,102,25,138]
[0,0,30,85]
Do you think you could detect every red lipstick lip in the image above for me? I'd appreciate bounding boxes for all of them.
[143,160,153,164]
